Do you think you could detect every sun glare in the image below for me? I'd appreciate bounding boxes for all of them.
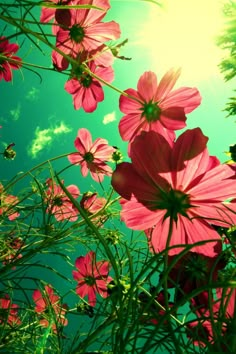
[136,0,225,83]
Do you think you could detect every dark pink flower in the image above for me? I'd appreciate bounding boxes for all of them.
[188,288,236,348]
[64,61,114,112]
[112,128,236,256]
[119,69,201,145]
[40,0,71,23]
[55,0,120,58]
[73,251,112,306]
[45,178,80,221]
[0,37,22,82]
[68,128,115,182]
[0,183,20,221]
[33,285,68,332]
[0,295,21,326]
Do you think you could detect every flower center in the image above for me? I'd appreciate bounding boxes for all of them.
[83,152,94,163]
[154,188,191,222]
[70,25,85,43]
[142,101,161,122]
[85,276,96,286]
[53,197,63,206]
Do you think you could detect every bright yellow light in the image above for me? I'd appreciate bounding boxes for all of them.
[136,0,225,82]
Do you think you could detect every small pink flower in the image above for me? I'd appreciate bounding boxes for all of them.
[64,60,114,112]
[119,69,201,145]
[68,128,115,182]
[81,192,107,226]
[33,285,68,332]
[55,0,120,58]
[0,37,22,82]
[0,295,21,326]
[0,183,20,221]
[45,178,80,222]
[112,128,236,256]
[2,237,24,268]
[73,251,113,306]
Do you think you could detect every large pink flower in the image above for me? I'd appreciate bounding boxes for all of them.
[119,69,201,145]
[0,37,22,82]
[0,183,20,221]
[73,251,112,306]
[33,285,68,332]
[68,128,115,182]
[55,0,120,58]
[111,128,236,256]
[45,178,80,221]
[64,60,114,112]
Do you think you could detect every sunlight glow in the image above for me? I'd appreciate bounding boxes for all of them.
[136,0,225,82]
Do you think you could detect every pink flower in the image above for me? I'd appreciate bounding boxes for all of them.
[0,183,20,221]
[40,0,71,23]
[0,37,22,82]
[119,69,201,145]
[68,128,115,182]
[73,251,113,306]
[55,0,120,58]
[64,60,114,112]
[0,295,21,326]
[33,285,68,332]
[188,288,236,348]
[2,237,24,268]
[111,128,236,256]
[81,192,107,226]
[45,178,80,221]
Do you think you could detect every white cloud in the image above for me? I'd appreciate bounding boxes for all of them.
[26,87,39,101]
[103,111,116,125]
[28,121,72,159]
[10,103,21,121]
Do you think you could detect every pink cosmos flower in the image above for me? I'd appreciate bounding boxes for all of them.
[40,0,71,23]
[119,69,201,145]
[0,295,21,326]
[2,237,24,268]
[52,43,114,71]
[0,37,22,82]
[81,191,107,226]
[64,60,114,112]
[188,288,236,348]
[55,0,120,58]
[68,128,115,182]
[111,128,236,257]
[0,183,20,221]
[33,285,68,332]
[45,178,80,222]
[73,251,113,306]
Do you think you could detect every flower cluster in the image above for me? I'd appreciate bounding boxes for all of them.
[40,0,120,111]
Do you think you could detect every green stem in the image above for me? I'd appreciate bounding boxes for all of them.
[163,217,182,353]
